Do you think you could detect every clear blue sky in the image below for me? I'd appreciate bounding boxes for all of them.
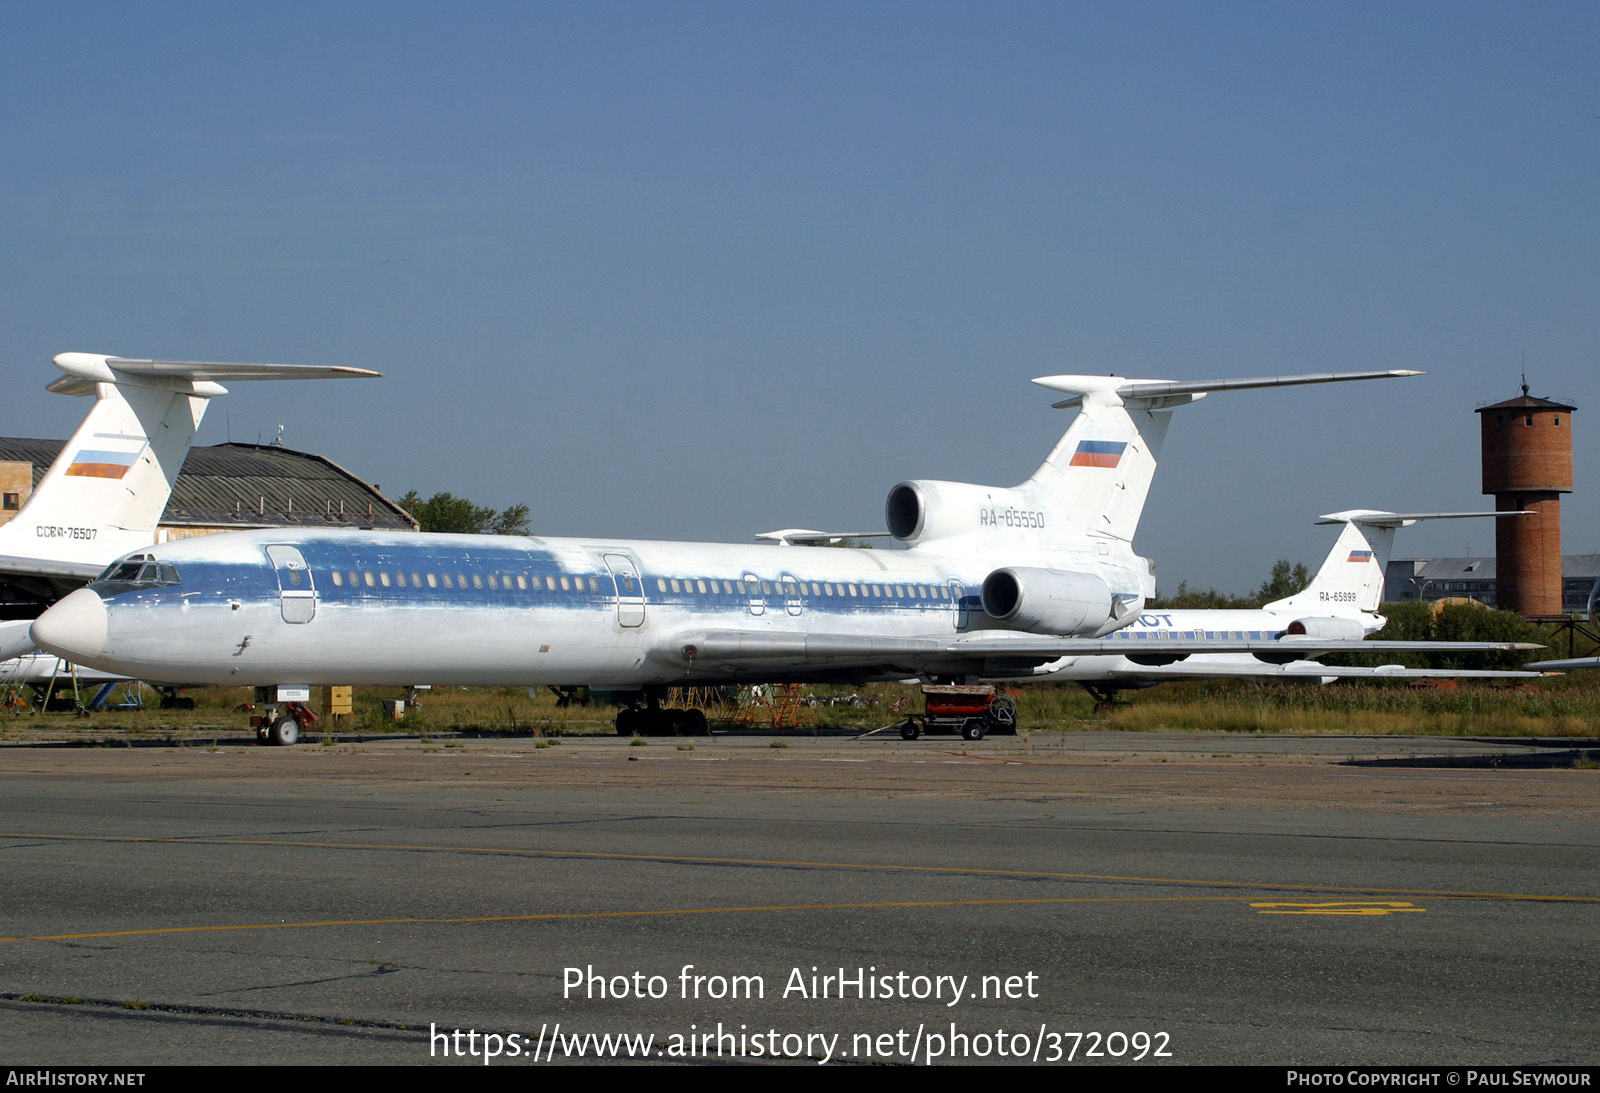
[3,2,1596,592]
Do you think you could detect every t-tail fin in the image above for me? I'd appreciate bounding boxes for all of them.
[1023,370,1422,543]
[1266,508,1523,615]
[0,353,379,580]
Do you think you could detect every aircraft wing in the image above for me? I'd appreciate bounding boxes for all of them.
[0,555,103,582]
[660,630,1544,674]
[1523,657,1600,671]
[1081,661,1546,683]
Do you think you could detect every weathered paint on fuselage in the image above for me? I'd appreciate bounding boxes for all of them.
[80,527,1078,687]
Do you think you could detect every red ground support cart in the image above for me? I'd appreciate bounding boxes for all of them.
[898,684,1017,741]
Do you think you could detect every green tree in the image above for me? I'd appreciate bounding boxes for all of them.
[399,491,532,536]
[1256,559,1311,603]
[1151,558,1311,610]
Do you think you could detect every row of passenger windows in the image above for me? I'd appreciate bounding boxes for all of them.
[655,578,952,600]
[327,570,601,592]
[319,568,953,600]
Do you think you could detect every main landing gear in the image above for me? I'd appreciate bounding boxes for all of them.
[250,688,319,746]
[1078,682,1129,714]
[615,688,710,736]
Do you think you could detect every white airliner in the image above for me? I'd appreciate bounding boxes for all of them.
[29,369,1538,744]
[0,352,379,670]
[1031,509,1541,704]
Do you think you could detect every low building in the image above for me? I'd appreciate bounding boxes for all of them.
[0,439,417,538]
[1384,555,1600,615]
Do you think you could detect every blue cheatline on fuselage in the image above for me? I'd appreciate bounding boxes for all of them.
[90,536,979,619]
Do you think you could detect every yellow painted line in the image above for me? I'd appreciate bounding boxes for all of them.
[1251,901,1427,916]
[2,831,1595,904]
[1,896,1248,943]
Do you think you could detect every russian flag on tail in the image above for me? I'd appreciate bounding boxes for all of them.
[65,449,137,479]
[1069,440,1128,468]
[1347,549,1374,563]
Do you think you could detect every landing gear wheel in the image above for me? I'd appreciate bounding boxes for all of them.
[961,719,986,742]
[268,715,300,747]
[684,709,708,736]
[615,707,640,736]
[256,725,270,745]
[899,720,921,741]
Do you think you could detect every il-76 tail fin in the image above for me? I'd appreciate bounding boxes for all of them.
[0,353,378,581]
[1020,371,1421,544]
[1265,509,1525,616]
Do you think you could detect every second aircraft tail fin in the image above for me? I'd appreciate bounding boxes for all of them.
[1265,509,1522,616]
[0,353,379,579]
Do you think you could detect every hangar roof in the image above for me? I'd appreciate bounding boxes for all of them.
[0,439,417,532]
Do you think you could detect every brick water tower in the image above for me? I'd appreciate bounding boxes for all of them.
[1477,384,1575,617]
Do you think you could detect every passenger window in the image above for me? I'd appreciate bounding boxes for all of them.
[472,574,484,589]
[560,577,571,590]
[380,572,391,587]
[518,575,529,590]
[671,579,681,593]
[488,575,499,589]
[442,574,454,588]
[697,580,707,594]
[363,572,375,587]
[331,571,344,586]
[427,573,439,588]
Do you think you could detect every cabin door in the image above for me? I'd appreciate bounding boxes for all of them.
[603,554,645,628]
[266,545,317,624]
[947,578,968,630]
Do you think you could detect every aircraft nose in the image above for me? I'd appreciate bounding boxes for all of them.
[32,587,109,663]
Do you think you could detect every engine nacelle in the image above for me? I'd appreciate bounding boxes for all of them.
[886,480,1048,544]
[1282,616,1366,641]
[980,567,1116,636]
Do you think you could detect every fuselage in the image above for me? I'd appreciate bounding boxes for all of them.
[36,527,1149,688]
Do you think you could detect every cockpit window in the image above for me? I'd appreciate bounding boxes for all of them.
[91,554,181,592]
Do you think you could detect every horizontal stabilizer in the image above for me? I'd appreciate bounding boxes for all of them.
[1314,509,1529,528]
[46,353,380,396]
[755,529,892,545]
[1035,369,1422,409]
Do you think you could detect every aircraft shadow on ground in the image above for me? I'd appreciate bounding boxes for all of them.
[1344,738,1600,770]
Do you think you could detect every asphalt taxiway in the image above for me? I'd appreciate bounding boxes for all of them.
[2,731,1597,1065]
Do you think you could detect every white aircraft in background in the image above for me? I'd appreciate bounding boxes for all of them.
[1033,508,1540,706]
[0,352,379,675]
[31,368,1538,744]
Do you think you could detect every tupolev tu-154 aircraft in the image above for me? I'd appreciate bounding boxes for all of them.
[0,352,380,672]
[30,368,1540,744]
